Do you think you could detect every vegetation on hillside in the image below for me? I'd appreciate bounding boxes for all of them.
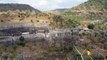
[72,0,107,11]
[59,0,107,29]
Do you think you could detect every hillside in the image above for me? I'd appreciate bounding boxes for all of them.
[52,8,68,12]
[60,0,107,29]
[0,4,53,29]
[0,4,40,12]
[72,0,107,11]
[63,0,107,19]
[0,11,51,28]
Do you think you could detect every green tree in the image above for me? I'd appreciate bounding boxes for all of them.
[87,24,95,29]
[17,36,25,47]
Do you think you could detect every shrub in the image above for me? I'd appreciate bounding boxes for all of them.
[88,24,95,29]
[17,36,25,47]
